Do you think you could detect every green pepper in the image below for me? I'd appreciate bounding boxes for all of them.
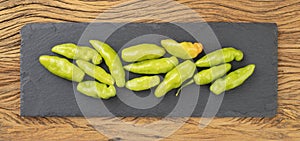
[77,81,116,99]
[52,43,102,65]
[124,56,178,74]
[161,39,203,59]
[126,76,160,91]
[174,63,231,96]
[194,63,231,85]
[76,60,114,85]
[89,40,126,87]
[122,44,166,62]
[39,55,85,82]
[154,60,196,98]
[210,64,255,95]
[195,47,243,67]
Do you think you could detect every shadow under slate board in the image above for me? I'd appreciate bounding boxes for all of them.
[20,22,278,117]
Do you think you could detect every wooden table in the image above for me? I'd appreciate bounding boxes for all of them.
[0,0,299,140]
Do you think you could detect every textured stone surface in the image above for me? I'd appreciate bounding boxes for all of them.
[20,22,277,117]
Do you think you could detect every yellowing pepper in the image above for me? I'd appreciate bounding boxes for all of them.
[161,39,203,59]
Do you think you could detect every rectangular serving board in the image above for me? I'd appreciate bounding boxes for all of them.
[20,22,278,117]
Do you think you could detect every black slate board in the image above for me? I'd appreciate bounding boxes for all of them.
[20,22,278,117]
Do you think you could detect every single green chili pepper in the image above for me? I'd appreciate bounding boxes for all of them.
[77,81,116,99]
[174,63,231,96]
[194,63,231,85]
[39,55,85,82]
[195,47,243,67]
[161,39,203,59]
[124,56,178,74]
[89,40,126,87]
[122,44,166,62]
[154,60,196,98]
[76,60,114,85]
[126,76,160,91]
[52,43,102,65]
[210,64,255,95]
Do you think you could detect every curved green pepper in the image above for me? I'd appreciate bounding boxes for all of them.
[89,40,125,87]
[77,81,116,99]
[195,47,243,67]
[210,64,255,95]
[76,60,114,85]
[154,60,196,98]
[52,43,102,65]
[126,76,160,91]
[161,39,203,59]
[39,55,85,82]
[122,44,165,62]
[124,56,178,74]
[194,63,231,85]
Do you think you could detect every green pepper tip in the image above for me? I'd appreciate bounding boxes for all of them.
[92,56,102,65]
[235,50,244,61]
[246,64,256,73]
[39,55,47,65]
[123,65,130,71]
[51,46,58,52]
[89,40,96,43]
[89,40,105,45]
[249,64,256,68]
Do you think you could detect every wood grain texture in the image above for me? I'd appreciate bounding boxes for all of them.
[0,0,299,140]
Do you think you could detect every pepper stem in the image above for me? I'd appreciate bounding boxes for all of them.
[175,79,195,96]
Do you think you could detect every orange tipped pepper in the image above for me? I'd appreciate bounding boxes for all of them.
[161,39,203,59]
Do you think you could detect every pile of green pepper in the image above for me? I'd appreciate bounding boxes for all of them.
[40,38,255,99]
